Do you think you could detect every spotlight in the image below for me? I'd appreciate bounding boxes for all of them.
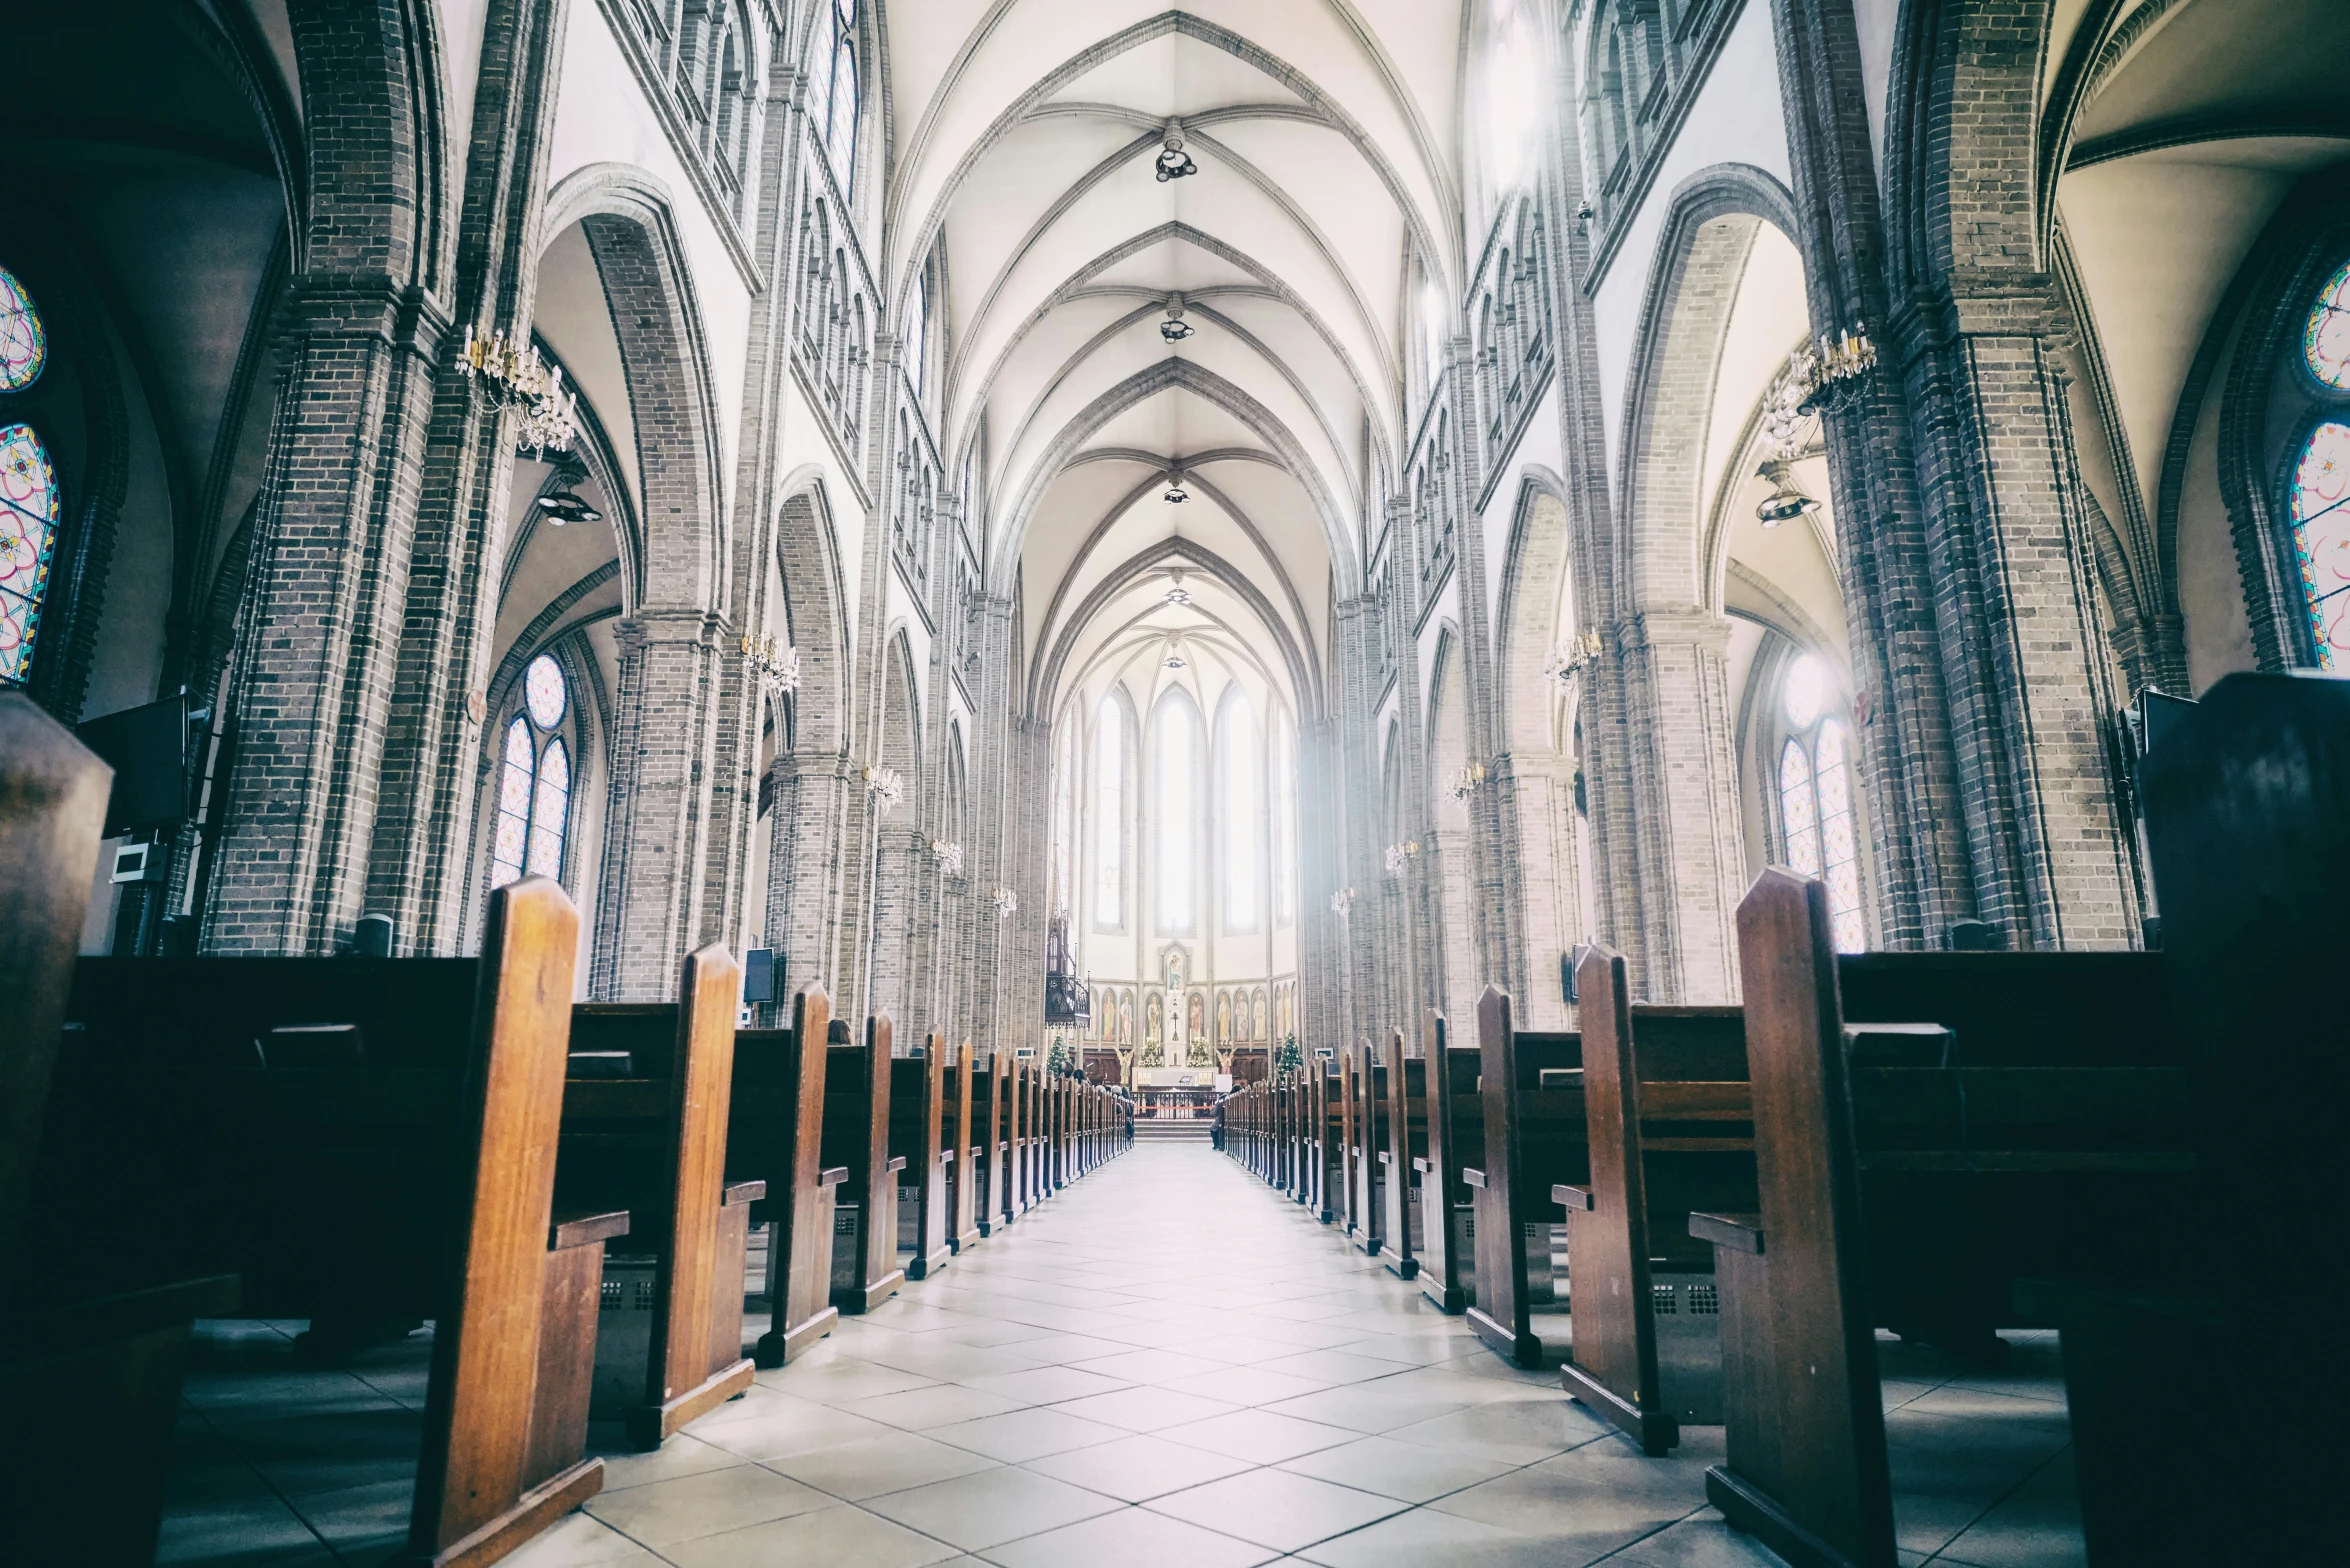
[1160,295,1195,343]
[536,490,602,526]
[1155,121,1197,182]
[1754,459,1819,528]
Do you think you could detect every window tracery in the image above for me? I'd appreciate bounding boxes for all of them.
[1219,690,1260,933]
[0,269,57,687]
[490,654,573,888]
[1774,653,1863,951]
[1094,695,1124,925]
[1155,693,1197,932]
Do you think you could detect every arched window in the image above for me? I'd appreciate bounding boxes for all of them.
[1776,653,1864,951]
[2288,260,2350,669]
[806,0,860,192]
[903,271,929,398]
[1094,694,1123,926]
[1219,690,1260,932]
[491,654,572,888]
[1052,713,1077,915]
[0,267,57,687]
[1155,693,1196,932]
[1274,711,1298,925]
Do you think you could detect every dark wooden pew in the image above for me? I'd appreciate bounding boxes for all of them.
[0,695,241,1567]
[561,946,761,1449]
[1415,1012,1479,1314]
[1466,988,1585,1368]
[2003,670,2349,1566]
[1379,1028,1422,1280]
[30,878,614,1568]
[945,1040,982,1251]
[971,1044,1004,1237]
[1556,945,1751,1455]
[739,989,844,1367]
[1316,1059,1343,1222]
[826,1014,905,1314]
[897,1033,949,1279]
[1697,869,2202,1568]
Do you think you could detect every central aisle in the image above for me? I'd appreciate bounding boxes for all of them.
[520,1143,1774,1568]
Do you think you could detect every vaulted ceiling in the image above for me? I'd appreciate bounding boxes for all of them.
[878,1,1473,724]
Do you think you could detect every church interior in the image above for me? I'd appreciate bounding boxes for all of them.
[4,1,2348,1565]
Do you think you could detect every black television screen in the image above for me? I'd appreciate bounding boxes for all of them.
[76,696,187,835]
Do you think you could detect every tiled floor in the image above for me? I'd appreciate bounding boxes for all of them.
[156,1142,2086,1568]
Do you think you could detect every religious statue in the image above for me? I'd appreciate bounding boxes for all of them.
[1144,992,1161,1044]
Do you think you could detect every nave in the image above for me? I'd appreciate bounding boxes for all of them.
[152,1140,2086,1568]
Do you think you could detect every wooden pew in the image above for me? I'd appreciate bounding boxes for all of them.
[1355,1042,1387,1253]
[0,695,241,1567]
[996,1049,1019,1227]
[1697,869,2202,1568]
[1556,945,1751,1455]
[2009,670,2348,1566]
[1466,988,1586,1368]
[1415,1012,1479,1314]
[31,879,613,1568]
[1316,1060,1343,1222]
[739,989,845,1367]
[1378,1028,1422,1280]
[945,1041,982,1252]
[971,1045,1004,1237]
[561,947,761,1449]
[897,1034,949,1279]
[826,1014,905,1314]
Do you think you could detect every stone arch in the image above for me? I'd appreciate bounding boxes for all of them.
[1424,625,1477,1019]
[287,0,451,292]
[771,473,853,754]
[1495,470,1576,755]
[1616,166,1803,614]
[542,164,729,613]
[867,628,925,1032]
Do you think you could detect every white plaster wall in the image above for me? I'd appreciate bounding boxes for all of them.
[1588,0,1793,484]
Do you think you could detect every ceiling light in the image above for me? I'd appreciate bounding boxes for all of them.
[1156,120,1197,182]
[1160,294,1195,343]
[1164,472,1188,504]
[536,490,601,526]
[1754,459,1819,528]
[1165,570,1191,607]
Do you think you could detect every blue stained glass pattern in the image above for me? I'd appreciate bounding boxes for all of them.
[0,423,61,685]
[2306,260,2350,391]
[525,654,567,729]
[2292,420,2350,670]
[0,269,44,392]
[1780,738,1819,876]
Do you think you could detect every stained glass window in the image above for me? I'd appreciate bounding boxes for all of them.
[1776,654,1864,951]
[492,717,534,888]
[0,268,44,392]
[2291,420,2350,670]
[0,423,60,686]
[1220,691,1259,932]
[827,0,859,191]
[490,658,572,890]
[1274,714,1297,925]
[2306,260,2350,391]
[1156,695,1195,930]
[525,653,567,728]
[1095,696,1122,922]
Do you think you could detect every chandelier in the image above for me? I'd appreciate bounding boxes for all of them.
[1155,121,1197,181]
[932,839,965,876]
[1329,887,1357,917]
[864,765,904,814]
[991,885,1019,913]
[460,327,581,457]
[739,632,800,693]
[1542,629,1606,686]
[1383,840,1420,875]
[1445,763,1487,803]
[1160,294,1195,343]
[1791,328,1879,415]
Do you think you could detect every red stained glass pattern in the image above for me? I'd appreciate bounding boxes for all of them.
[525,654,567,729]
[0,269,44,392]
[0,423,60,685]
[2307,260,2350,392]
[2291,420,2350,670]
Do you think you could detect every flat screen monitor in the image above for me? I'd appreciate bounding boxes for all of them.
[76,696,187,835]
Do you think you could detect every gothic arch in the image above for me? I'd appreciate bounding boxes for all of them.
[772,474,854,755]
[1494,469,1575,755]
[288,0,452,294]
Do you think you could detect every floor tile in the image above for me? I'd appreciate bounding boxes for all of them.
[844,1383,1036,1431]
[928,1405,1133,1463]
[1159,1407,1362,1464]
[663,1501,964,1568]
[760,1429,1002,1501]
[959,1365,1134,1404]
[496,1510,663,1567]
[1053,1384,1243,1432]
[1276,1434,1516,1503]
[1145,1468,1407,1552]
[981,1502,1280,1568]
[861,1466,1122,1551]
[1294,1504,1562,1568]
[582,1462,833,1548]
[1019,1431,1258,1502]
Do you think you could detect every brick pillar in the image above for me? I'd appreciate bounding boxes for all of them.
[204,280,445,953]
[1611,608,1744,1000]
[1898,289,2137,947]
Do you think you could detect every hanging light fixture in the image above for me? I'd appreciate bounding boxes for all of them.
[1163,569,1191,608]
[535,490,601,526]
[1155,120,1198,181]
[1160,294,1195,343]
[1755,457,1821,527]
[1163,636,1187,671]
[1163,470,1189,504]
